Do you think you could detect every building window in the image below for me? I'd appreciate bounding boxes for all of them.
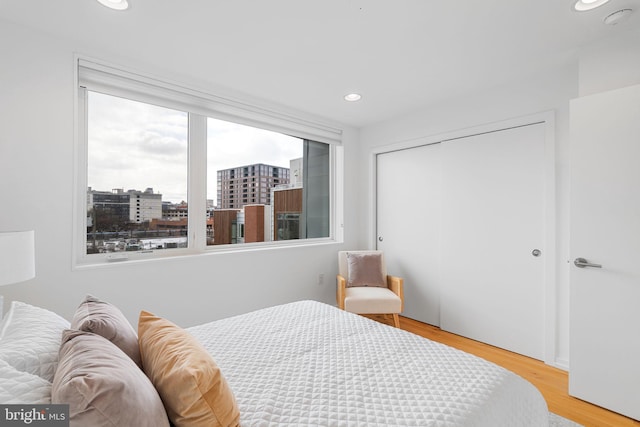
[76,58,341,265]
[276,213,300,240]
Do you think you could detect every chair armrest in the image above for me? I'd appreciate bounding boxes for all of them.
[336,274,347,310]
[387,275,404,311]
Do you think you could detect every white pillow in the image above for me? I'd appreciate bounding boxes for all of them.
[0,301,70,382]
[0,358,52,404]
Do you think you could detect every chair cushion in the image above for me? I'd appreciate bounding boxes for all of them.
[346,252,386,288]
[344,287,402,314]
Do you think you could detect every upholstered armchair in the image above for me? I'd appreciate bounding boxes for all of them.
[336,250,404,327]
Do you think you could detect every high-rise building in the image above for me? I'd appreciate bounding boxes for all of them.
[216,163,290,209]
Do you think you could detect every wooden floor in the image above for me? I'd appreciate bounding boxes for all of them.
[364,314,639,427]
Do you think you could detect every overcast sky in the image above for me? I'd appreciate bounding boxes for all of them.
[88,91,302,204]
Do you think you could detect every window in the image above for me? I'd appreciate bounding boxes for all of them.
[75,58,341,265]
[207,115,321,245]
[86,92,188,255]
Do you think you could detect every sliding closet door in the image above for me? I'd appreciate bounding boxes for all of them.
[440,123,546,360]
[376,143,441,326]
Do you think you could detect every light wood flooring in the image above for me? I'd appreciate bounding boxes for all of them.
[363,314,639,427]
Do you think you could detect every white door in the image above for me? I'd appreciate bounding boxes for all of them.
[439,123,546,360]
[376,143,441,326]
[569,84,640,420]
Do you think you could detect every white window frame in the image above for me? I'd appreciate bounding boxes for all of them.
[73,56,343,268]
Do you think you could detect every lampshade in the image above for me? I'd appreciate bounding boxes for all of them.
[0,231,35,286]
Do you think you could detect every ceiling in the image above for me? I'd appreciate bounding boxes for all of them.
[1,0,638,128]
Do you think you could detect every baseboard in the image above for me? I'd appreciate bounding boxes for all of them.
[553,357,569,371]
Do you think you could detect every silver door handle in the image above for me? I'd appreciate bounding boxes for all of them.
[574,257,602,268]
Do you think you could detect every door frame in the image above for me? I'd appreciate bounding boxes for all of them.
[369,111,558,366]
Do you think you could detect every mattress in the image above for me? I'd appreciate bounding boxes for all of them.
[188,300,548,427]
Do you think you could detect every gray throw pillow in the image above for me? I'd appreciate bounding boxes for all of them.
[346,252,387,288]
[71,295,141,368]
[52,330,170,427]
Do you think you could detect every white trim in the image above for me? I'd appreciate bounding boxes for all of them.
[73,238,342,271]
[77,57,343,145]
[188,114,208,251]
[542,111,558,368]
[370,111,557,366]
[333,145,345,243]
[554,358,569,372]
[72,85,89,269]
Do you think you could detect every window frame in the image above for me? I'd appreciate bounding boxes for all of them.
[73,56,343,268]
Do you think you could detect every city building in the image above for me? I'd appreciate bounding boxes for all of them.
[87,187,162,227]
[211,209,240,245]
[162,201,188,220]
[271,187,302,241]
[216,163,290,209]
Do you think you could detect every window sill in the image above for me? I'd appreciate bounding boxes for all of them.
[73,238,341,271]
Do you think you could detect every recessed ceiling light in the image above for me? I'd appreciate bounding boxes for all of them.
[96,0,129,11]
[573,0,610,12]
[344,93,362,102]
[603,8,633,25]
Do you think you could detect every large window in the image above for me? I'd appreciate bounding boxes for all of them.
[76,58,340,264]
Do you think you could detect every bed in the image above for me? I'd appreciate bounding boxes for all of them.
[187,300,548,426]
[0,298,549,427]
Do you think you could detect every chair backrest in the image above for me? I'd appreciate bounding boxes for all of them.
[338,250,387,282]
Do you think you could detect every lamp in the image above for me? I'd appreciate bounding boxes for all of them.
[0,231,35,287]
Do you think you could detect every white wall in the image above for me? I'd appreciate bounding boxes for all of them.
[359,27,640,368]
[578,29,640,97]
[0,19,361,327]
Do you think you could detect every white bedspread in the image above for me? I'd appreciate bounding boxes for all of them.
[188,300,548,427]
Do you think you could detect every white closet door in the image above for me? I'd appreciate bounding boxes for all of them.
[376,143,441,326]
[569,84,640,420]
[440,123,546,360]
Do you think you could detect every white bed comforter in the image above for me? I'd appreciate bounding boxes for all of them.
[188,300,548,427]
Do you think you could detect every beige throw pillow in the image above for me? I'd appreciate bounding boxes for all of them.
[346,252,387,288]
[138,311,240,427]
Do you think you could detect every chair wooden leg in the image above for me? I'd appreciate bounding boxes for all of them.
[392,314,400,328]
